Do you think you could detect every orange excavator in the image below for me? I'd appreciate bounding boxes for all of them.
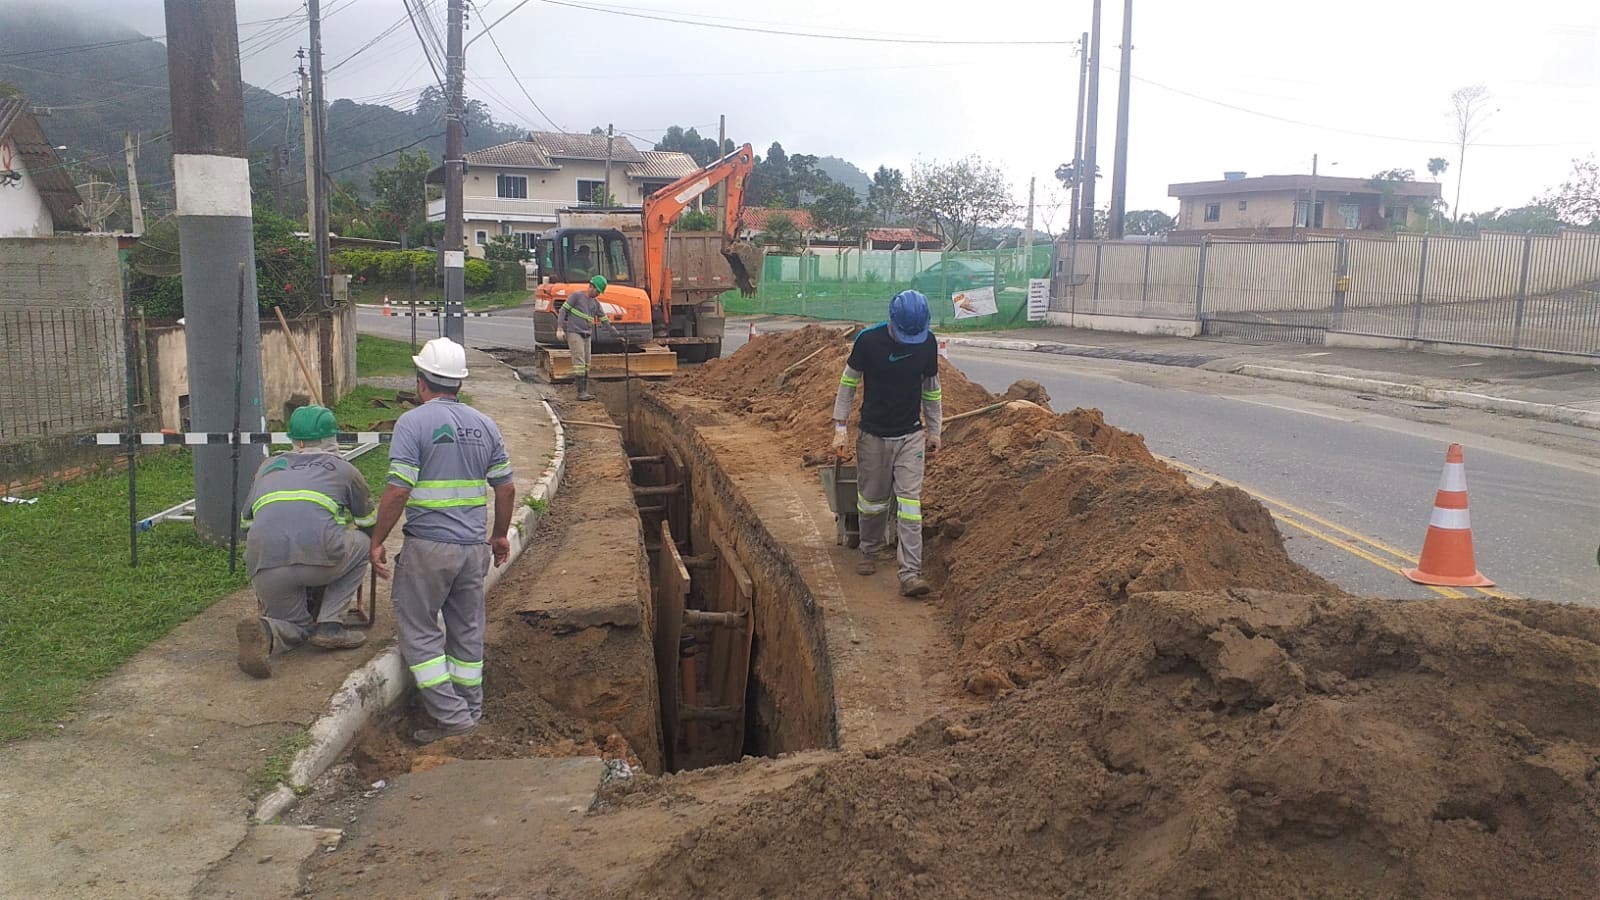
[531,143,759,376]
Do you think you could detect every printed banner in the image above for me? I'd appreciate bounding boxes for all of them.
[1027,278,1050,321]
[951,286,997,319]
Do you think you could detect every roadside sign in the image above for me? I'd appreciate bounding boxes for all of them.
[952,286,997,319]
[1027,278,1050,322]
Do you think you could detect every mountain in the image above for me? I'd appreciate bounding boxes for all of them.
[814,155,871,197]
[0,3,522,225]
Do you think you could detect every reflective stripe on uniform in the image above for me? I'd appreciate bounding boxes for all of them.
[446,656,484,686]
[562,302,595,323]
[409,655,450,689]
[857,493,891,515]
[352,510,377,528]
[251,489,343,520]
[921,389,942,402]
[898,496,922,522]
[407,479,488,509]
[840,373,862,388]
[486,461,513,481]
[388,461,420,486]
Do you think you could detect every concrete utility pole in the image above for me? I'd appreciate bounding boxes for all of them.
[163,0,266,545]
[1024,176,1036,264]
[604,123,614,204]
[1108,0,1132,240]
[299,56,315,229]
[123,132,145,235]
[442,0,467,343]
[1078,0,1102,240]
[1069,32,1088,241]
[1308,153,1320,233]
[307,0,335,400]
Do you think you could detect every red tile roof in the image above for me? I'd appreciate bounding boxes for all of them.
[741,207,814,231]
[865,227,941,245]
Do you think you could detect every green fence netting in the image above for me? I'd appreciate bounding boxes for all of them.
[723,245,1052,331]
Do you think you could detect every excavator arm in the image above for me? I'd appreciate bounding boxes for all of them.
[641,143,759,325]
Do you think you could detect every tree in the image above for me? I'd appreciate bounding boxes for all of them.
[1368,168,1415,183]
[1124,209,1175,236]
[1544,155,1600,228]
[484,233,531,261]
[655,125,730,167]
[1427,157,1449,180]
[678,209,717,231]
[747,142,833,208]
[1449,84,1492,223]
[1054,161,1100,187]
[810,182,868,243]
[1464,204,1563,234]
[867,165,906,224]
[907,155,1015,250]
[759,213,803,253]
[368,149,433,244]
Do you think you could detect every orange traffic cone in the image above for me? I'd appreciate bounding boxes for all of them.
[382,296,393,316]
[1403,443,1493,587]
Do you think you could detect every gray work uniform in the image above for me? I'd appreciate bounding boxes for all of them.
[242,449,375,649]
[557,290,607,377]
[387,397,513,729]
[832,323,942,581]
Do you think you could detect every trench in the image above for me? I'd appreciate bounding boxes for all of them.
[605,388,841,771]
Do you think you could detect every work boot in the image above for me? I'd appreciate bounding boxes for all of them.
[308,621,368,650]
[899,575,932,598]
[236,617,273,679]
[855,557,877,576]
[413,722,478,745]
[576,375,595,401]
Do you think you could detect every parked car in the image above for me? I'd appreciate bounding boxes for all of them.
[909,259,1006,298]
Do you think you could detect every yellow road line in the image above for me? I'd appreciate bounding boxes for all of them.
[1157,454,1499,600]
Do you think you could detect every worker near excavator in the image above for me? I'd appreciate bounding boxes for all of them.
[368,337,516,744]
[235,405,374,679]
[555,275,610,402]
[831,290,941,598]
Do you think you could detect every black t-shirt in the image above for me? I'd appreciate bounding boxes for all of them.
[847,323,938,437]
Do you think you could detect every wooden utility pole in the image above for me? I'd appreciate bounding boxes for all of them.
[123,132,145,235]
[1069,32,1087,241]
[1078,0,1103,240]
[163,0,265,544]
[299,55,315,229]
[443,0,466,342]
[604,123,614,204]
[307,0,335,399]
[1108,0,1132,240]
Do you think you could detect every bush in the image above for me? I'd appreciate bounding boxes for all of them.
[464,258,493,291]
[330,248,437,284]
[490,260,524,292]
[128,209,321,319]
[484,234,531,262]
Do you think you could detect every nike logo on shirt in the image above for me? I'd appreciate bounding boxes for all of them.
[888,353,913,362]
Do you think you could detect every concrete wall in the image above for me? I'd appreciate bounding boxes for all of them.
[145,304,357,431]
[0,147,56,238]
[1178,191,1298,232]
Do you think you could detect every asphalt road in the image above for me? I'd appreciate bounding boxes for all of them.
[359,308,1600,604]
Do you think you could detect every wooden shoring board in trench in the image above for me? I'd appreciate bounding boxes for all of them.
[654,519,690,770]
[711,530,756,754]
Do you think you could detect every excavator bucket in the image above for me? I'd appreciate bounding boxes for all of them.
[723,240,762,298]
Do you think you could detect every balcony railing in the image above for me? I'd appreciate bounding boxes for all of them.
[426,196,567,222]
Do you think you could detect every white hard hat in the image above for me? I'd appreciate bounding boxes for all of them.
[412,337,469,382]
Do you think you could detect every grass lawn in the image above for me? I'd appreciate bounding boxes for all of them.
[0,447,392,741]
[356,334,419,377]
[333,385,474,432]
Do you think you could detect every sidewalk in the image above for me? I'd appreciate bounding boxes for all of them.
[738,315,1600,430]
[0,349,559,899]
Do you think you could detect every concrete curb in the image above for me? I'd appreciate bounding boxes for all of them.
[938,335,1041,353]
[1231,364,1600,432]
[253,397,569,822]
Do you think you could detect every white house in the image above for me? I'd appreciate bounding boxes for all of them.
[426,132,699,258]
[0,99,83,238]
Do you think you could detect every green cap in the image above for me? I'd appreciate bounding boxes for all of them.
[287,405,338,441]
[589,275,608,294]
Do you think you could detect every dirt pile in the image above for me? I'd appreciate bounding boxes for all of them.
[926,400,1337,694]
[629,590,1600,898]
[672,325,994,462]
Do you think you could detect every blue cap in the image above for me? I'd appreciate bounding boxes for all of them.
[888,290,931,344]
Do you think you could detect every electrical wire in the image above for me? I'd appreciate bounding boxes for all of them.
[403,0,449,92]
[469,1,564,133]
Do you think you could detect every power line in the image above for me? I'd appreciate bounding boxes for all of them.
[470,1,564,132]
[536,0,1071,45]
[404,0,448,92]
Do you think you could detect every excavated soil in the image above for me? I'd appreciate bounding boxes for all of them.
[666,326,1335,694]
[630,589,1600,898]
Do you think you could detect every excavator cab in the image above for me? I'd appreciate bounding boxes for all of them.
[531,228,654,349]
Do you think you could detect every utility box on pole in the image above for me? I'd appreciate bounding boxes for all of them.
[163,0,266,545]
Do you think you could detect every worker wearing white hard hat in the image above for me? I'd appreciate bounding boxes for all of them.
[367,337,516,744]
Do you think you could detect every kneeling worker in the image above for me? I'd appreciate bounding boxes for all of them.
[831,290,941,598]
[236,405,374,678]
[555,275,610,401]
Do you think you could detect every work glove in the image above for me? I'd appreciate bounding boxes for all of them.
[831,422,849,455]
[927,433,942,455]
[555,328,566,342]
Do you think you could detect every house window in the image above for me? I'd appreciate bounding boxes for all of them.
[1203,202,1221,222]
[577,179,607,205]
[641,180,672,199]
[516,232,537,251]
[1339,203,1361,229]
[1294,200,1325,228]
[475,230,487,246]
[496,174,528,199]
[501,223,512,235]
[1237,200,1248,211]
[1385,205,1409,225]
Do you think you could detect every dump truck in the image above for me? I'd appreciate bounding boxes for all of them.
[530,144,760,379]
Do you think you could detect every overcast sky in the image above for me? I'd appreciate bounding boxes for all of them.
[82,0,1600,221]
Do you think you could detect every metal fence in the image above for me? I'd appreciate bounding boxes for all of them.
[0,306,133,444]
[1055,232,1600,357]
[727,245,1053,330]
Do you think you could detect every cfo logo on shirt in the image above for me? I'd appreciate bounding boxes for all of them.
[432,423,486,446]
